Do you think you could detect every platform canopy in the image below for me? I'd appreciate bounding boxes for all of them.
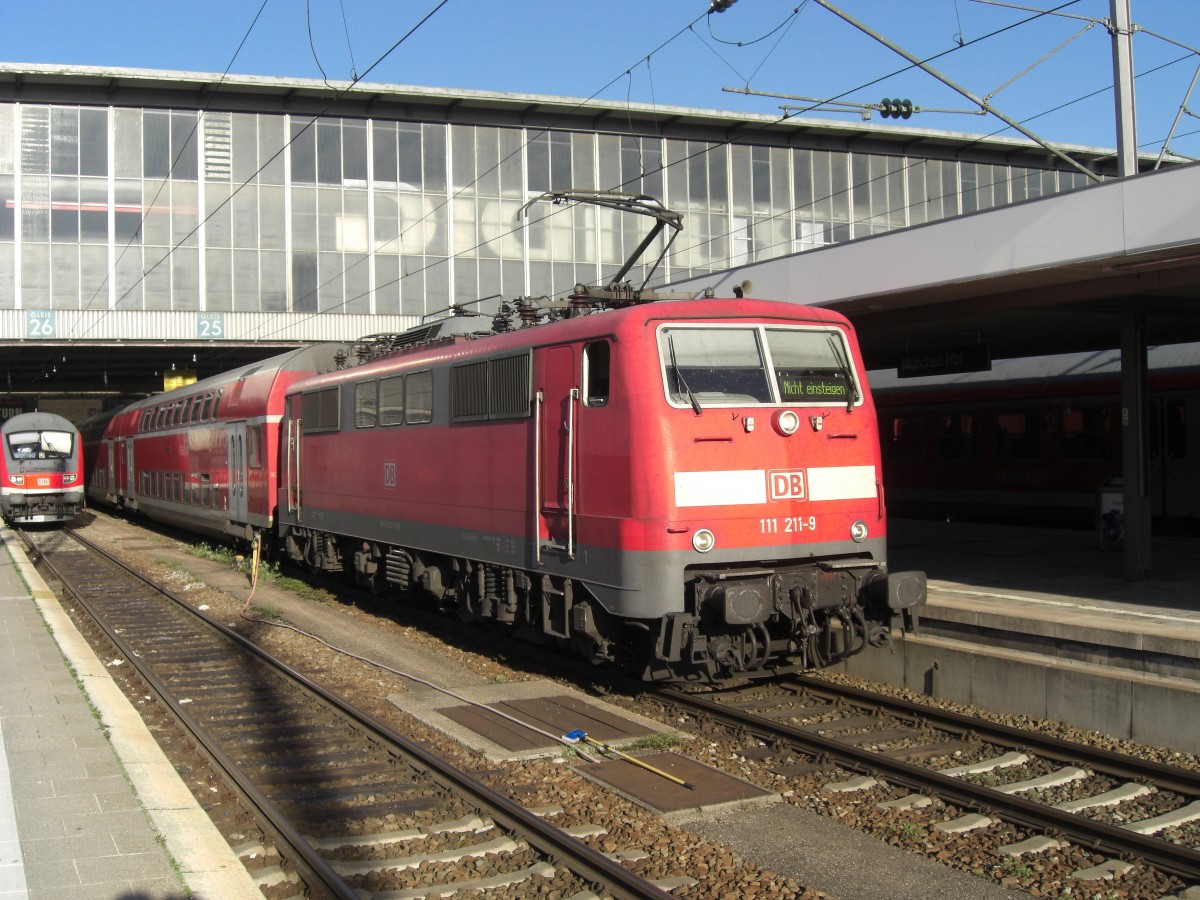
[671,161,1200,370]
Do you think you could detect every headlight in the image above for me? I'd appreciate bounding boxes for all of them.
[692,529,716,553]
[9,475,24,486]
[850,520,869,543]
[772,409,801,436]
[63,474,78,484]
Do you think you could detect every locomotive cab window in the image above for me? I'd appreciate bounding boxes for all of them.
[657,325,860,408]
[584,342,610,407]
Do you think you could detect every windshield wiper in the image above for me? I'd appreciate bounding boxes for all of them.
[826,333,859,413]
[667,334,703,415]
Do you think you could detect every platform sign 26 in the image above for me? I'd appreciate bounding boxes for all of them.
[25,310,57,338]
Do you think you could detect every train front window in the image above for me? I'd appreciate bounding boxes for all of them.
[8,430,73,459]
[659,327,771,406]
[765,328,859,407]
[657,325,860,408]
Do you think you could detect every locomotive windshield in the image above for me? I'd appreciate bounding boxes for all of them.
[658,325,861,409]
[6,429,74,459]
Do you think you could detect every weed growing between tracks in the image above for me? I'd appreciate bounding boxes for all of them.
[186,542,334,604]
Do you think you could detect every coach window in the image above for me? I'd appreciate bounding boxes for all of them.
[1061,404,1114,460]
[354,381,378,428]
[200,391,213,421]
[405,371,433,424]
[379,375,405,426]
[885,415,923,460]
[996,410,1041,460]
[938,412,983,460]
[247,426,262,468]
[1167,399,1187,460]
[583,342,610,407]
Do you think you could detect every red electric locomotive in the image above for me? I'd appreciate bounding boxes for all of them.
[83,344,349,541]
[1,412,85,524]
[279,292,925,681]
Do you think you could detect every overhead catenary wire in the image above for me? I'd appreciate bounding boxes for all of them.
[34,0,1196,381]
[91,1,1118,341]
[254,0,1121,335]
[43,0,456,378]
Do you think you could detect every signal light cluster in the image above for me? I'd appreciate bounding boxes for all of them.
[879,98,914,119]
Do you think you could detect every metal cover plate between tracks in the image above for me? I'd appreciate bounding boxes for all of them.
[576,752,779,822]
[388,679,677,762]
[437,694,653,751]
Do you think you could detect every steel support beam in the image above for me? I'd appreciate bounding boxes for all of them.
[1120,309,1152,578]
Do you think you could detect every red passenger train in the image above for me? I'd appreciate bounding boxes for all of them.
[872,346,1200,526]
[81,344,350,541]
[1,412,85,524]
[83,292,925,681]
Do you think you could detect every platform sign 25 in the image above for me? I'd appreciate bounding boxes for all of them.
[25,310,57,338]
[197,312,225,339]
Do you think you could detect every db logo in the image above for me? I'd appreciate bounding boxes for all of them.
[768,469,806,501]
[383,460,397,489]
[37,477,50,487]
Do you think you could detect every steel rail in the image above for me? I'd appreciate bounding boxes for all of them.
[25,528,358,900]
[788,675,1200,797]
[43,528,671,900]
[659,686,1200,881]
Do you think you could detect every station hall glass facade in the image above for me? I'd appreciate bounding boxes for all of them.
[0,96,1096,319]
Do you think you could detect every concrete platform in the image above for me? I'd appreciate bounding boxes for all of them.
[0,525,260,900]
[843,519,1200,754]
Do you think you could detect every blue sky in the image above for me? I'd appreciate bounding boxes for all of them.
[3,1,1198,159]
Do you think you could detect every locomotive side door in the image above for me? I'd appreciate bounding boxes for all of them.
[538,346,578,556]
[227,420,248,523]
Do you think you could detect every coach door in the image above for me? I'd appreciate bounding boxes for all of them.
[1150,395,1197,518]
[227,421,248,523]
[122,438,135,503]
[537,346,578,559]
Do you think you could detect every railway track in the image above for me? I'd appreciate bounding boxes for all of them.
[657,678,1200,888]
[21,526,674,900]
